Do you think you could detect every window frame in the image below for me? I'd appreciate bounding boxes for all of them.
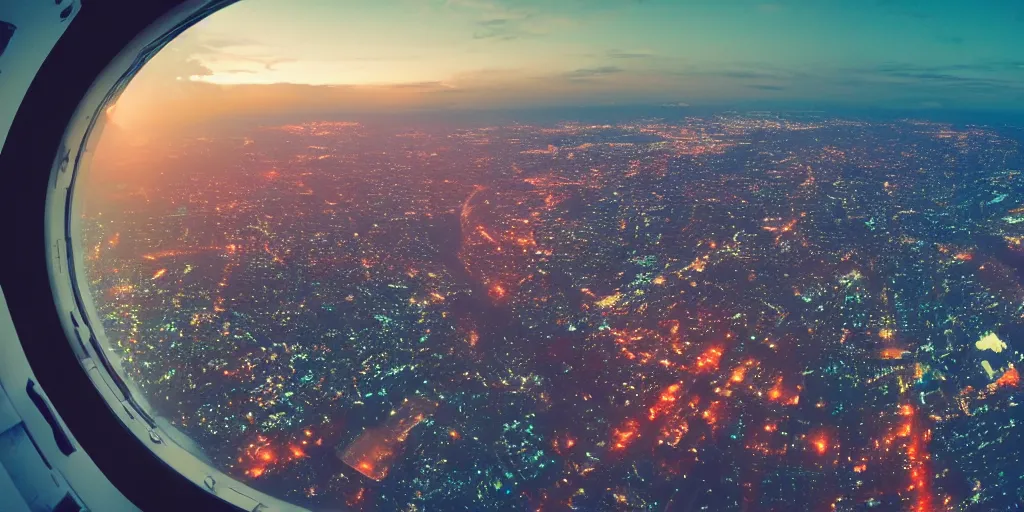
[1,0,309,510]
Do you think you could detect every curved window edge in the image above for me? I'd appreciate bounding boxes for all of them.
[43,1,308,510]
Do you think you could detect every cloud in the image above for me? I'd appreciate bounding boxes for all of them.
[478,18,510,27]
[451,0,571,41]
[193,37,298,70]
[234,55,292,71]
[190,40,300,72]
[655,59,1024,106]
[686,60,1018,97]
[386,81,457,91]
[181,58,214,78]
[564,66,624,80]
[261,57,296,71]
[746,84,786,91]
[445,0,501,11]
[606,49,655,59]
[859,62,1024,91]
[716,70,782,80]
[871,61,1024,75]
[110,64,701,134]
[472,15,541,40]
[696,64,811,82]
[199,37,261,50]
[471,32,515,40]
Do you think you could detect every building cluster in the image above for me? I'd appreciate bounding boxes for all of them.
[81,114,1024,510]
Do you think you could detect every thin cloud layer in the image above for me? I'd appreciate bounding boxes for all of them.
[107,0,1024,132]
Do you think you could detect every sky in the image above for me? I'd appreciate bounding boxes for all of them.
[108,0,1024,132]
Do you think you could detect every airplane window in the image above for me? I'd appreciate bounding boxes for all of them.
[66,0,1024,510]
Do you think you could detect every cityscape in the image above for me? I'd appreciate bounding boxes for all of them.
[80,111,1024,511]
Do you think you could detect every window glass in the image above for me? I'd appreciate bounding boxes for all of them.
[77,1,1024,510]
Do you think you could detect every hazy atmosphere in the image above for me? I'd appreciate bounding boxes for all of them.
[109,0,1024,132]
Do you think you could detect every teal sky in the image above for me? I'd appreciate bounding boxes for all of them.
[112,0,1024,130]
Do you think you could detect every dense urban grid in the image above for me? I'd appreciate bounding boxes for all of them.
[80,111,1024,511]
